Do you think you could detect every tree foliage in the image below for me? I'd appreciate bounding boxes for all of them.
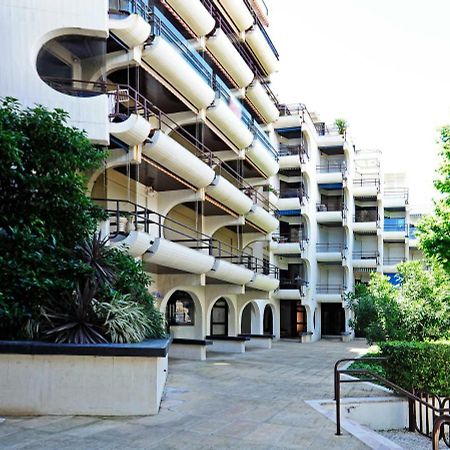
[346,262,450,343]
[417,125,450,272]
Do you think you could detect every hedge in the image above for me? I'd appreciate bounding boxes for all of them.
[380,341,450,396]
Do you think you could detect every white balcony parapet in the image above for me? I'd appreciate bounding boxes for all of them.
[246,204,278,232]
[109,14,151,48]
[272,242,301,255]
[142,37,215,109]
[246,139,279,176]
[316,211,343,224]
[246,274,279,292]
[273,289,302,300]
[206,175,254,215]
[206,28,254,88]
[144,237,215,274]
[144,130,216,188]
[208,259,254,285]
[165,0,215,37]
[353,221,378,233]
[109,114,152,146]
[246,80,279,123]
[245,26,279,75]
[111,231,154,258]
[206,98,254,149]
[277,197,301,211]
[217,0,254,31]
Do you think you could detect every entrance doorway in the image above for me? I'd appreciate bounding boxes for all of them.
[210,299,228,336]
[263,305,273,335]
[321,303,345,335]
[280,301,306,338]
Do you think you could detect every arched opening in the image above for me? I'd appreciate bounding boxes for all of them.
[280,301,307,338]
[210,298,229,336]
[166,290,196,328]
[263,304,274,335]
[241,303,253,334]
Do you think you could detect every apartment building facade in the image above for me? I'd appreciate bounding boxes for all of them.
[0,0,423,346]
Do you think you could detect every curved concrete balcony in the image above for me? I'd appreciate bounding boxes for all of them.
[246,139,279,177]
[317,172,344,185]
[316,210,343,224]
[277,197,301,211]
[352,252,378,269]
[144,237,215,274]
[353,179,380,198]
[382,258,405,273]
[274,114,302,130]
[246,274,279,292]
[165,0,215,36]
[206,28,254,88]
[353,221,378,234]
[142,37,215,109]
[245,26,279,75]
[111,230,155,258]
[217,0,254,31]
[206,98,254,149]
[316,244,345,263]
[109,114,152,146]
[208,259,254,285]
[316,162,346,185]
[143,130,216,189]
[383,231,406,242]
[279,155,301,170]
[246,80,279,123]
[408,237,419,248]
[272,242,301,255]
[383,188,409,209]
[109,13,150,48]
[274,289,302,300]
[206,175,254,215]
[246,204,279,232]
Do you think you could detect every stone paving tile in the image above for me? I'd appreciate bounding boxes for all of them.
[0,339,377,450]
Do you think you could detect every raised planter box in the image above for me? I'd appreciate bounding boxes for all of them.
[169,338,212,361]
[238,334,274,349]
[205,335,250,353]
[0,339,171,416]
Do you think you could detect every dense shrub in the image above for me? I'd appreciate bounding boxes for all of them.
[380,341,450,396]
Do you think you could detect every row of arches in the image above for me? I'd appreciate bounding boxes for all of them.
[164,290,275,337]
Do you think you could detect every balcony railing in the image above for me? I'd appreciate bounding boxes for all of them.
[109,0,151,21]
[316,162,346,173]
[316,284,346,294]
[384,218,406,232]
[353,212,379,222]
[252,120,278,159]
[280,186,308,201]
[278,143,309,163]
[316,202,346,213]
[316,243,346,253]
[353,177,380,189]
[314,122,342,137]
[149,6,214,86]
[383,257,406,266]
[352,251,379,260]
[384,187,409,203]
[279,277,309,295]
[94,198,279,277]
[44,77,277,214]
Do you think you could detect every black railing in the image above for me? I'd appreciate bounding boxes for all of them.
[93,198,279,278]
[43,77,277,214]
[316,243,346,253]
[279,277,309,295]
[316,162,346,173]
[316,202,346,213]
[352,251,379,260]
[353,177,380,188]
[316,284,346,294]
[278,143,309,163]
[314,122,341,137]
[334,358,450,447]
[109,0,151,21]
[383,257,406,265]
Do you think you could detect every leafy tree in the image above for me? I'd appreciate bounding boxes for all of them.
[417,125,450,271]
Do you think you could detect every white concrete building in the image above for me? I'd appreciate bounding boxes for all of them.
[0,0,424,349]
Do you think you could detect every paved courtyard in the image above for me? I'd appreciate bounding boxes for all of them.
[0,339,376,449]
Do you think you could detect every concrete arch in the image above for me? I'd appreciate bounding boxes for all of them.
[238,300,263,334]
[262,303,275,335]
[160,287,204,339]
[207,295,237,336]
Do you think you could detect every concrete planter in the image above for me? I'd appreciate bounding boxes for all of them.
[0,339,171,416]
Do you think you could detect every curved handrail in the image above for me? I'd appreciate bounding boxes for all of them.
[433,415,450,450]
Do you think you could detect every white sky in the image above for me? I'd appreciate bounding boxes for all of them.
[265,0,450,207]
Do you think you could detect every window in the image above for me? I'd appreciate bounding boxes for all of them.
[166,291,195,326]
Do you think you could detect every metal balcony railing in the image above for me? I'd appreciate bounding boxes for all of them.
[353,211,378,223]
[279,186,308,201]
[43,77,278,214]
[94,198,279,278]
[109,0,151,21]
[352,251,379,260]
[278,143,309,163]
[316,202,346,213]
[316,243,346,253]
[384,187,409,203]
[316,162,346,173]
[384,218,406,232]
[252,120,278,159]
[353,177,380,189]
[383,257,406,265]
[316,284,346,294]
[279,277,309,295]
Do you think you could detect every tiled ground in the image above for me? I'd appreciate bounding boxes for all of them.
[0,339,379,449]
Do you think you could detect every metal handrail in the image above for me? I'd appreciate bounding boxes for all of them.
[352,251,379,259]
[93,197,279,277]
[433,415,450,449]
[383,257,406,265]
[316,243,346,252]
[353,177,381,188]
[278,143,309,162]
[316,162,347,173]
[316,202,346,213]
[334,357,450,447]
[43,77,277,213]
[353,212,378,223]
[316,284,346,294]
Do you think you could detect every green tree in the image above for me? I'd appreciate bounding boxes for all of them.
[417,125,450,272]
